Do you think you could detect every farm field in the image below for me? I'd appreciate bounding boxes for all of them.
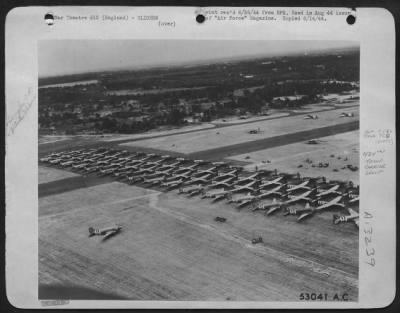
[39,178,358,301]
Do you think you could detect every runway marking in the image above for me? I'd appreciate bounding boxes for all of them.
[147,193,357,286]
[40,192,159,219]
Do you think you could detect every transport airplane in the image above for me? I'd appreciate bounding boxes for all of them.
[284,195,347,221]
[339,112,354,117]
[88,224,122,239]
[304,114,318,119]
[333,208,359,227]
[255,190,315,215]
[201,188,230,201]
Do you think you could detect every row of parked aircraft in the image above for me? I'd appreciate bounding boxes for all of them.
[304,112,354,119]
[40,148,359,228]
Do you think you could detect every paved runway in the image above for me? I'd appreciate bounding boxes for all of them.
[39,174,114,198]
[188,121,359,161]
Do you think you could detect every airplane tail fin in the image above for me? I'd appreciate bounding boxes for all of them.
[282,208,290,216]
[332,214,341,224]
[88,227,95,237]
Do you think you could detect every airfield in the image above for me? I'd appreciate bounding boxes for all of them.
[39,97,359,301]
[229,131,359,184]
[121,107,358,154]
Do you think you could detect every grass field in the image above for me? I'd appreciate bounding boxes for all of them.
[39,180,358,301]
[228,131,359,184]
[39,166,79,184]
[121,107,358,154]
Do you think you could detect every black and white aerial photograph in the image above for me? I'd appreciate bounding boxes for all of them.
[38,40,360,301]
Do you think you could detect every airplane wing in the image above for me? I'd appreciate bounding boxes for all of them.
[316,202,333,210]
[214,182,231,188]
[213,194,226,201]
[347,208,359,217]
[238,199,253,208]
[265,205,281,215]
[102,230,117,240]
[297,211,313,221]
[349,196,360,203]
[232,186,250,193]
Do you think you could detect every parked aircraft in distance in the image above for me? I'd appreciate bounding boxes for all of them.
[176,163,201,172]
[161,177,187,190]
[178,184,204,195]
[211,161,227,167]
[259,176,286,189]
[254,189,314,215]
[143,175,167,186]
[161,160,185,169]
[287,179,313,192]
[184,173,215,185]
[340,112,354,117]
[208,176,237,189]
[60,160,74,167]
[201,188,230,201]
[235,172,261,185]
[226,192,257,208]
[316,184,342,197]
[285,189,316,204]
[284,195,346,221]
[214,168,241,180]
[254,198,286,215]
[196,166,219,175]
[88,224,122,239]
[349,195,359,204]
[230,180,259,193]
[333,208,359,227]
[304,114,319,119]
[257,185,287,199]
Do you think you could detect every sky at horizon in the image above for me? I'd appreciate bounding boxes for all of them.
[39,40,358,78]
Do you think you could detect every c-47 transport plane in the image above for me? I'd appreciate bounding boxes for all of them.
[207,176,237,189]
[286,178,322,192]
[259,176,286,189]
[339,112,354,117]
[178,184,204,195]
[304,114,319,119]
[316,183,342,197]
[201,188,231,201]
[283,195,347,221]
[161,177,188,190]
[230,180,259,193]
[254,189,315,215]
[333,208,359,228]
[88,224,122,240]
[184,173,215,186]
[228,185,287,208]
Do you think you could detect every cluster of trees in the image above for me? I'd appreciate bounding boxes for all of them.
[39,50,359,134]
